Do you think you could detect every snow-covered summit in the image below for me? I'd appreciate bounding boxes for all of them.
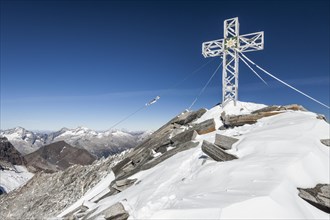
[1,101,328,219]
[56,101,329,219]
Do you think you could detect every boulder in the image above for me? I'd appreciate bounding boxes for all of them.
[171,130,198,145]
[251,106,281,114]
[183,108,207,124]
[320,139,330,147]
[112,178,137,192]
[111,158,134,178]
[222,111,281,127]
[191,119,216,135]
[174,108,206,125]
[103,202,129,220]
[85,202,129,220]
[222,104,307,128]
[298,184,330,213]
[201,140,238,162]
[214,134,239,150]
[316,114,327,121]
[154,145,167,154]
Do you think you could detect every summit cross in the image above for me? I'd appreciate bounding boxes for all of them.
[202,17,264,106]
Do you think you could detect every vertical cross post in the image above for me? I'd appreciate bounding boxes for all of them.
[223,18,239,106]
[202,17,264,107]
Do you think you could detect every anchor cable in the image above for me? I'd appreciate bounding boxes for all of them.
[108,59,215,130]
[238,53,268,86]
[239,52,330,109]
[188,61,222,110]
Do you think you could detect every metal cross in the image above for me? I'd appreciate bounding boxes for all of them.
[202,17,264,106]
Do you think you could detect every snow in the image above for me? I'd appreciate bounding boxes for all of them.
[58,102,330,219]
[0,166,34,193]
[60,146,66,153]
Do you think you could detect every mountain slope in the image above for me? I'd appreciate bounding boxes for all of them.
[24,141,96,172]
[0,101,328,219]
[0,137,33,194]
[0,137,26,166]
[0,151,130,218]
[58,102,329,219]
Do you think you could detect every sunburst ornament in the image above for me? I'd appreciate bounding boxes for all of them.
[225,38,237,49]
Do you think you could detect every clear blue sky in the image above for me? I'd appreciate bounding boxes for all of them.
[1,0,329,131]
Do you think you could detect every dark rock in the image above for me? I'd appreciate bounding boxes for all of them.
[0,160,17,171]
[85,202,129,220]
[251,106,281,114]
[103,202,129,220]
[183,108,207,124]
[171,109,207,125]
[111,158,133,177]
[223,104,307,128]
[112,179,137,192]
[218,125,227,130]
[320,139,330,147]
[142,141,199,170]
[191,119,216,135]
[298,184,330,213]
[0,137,26,165]
[222,112,282,127]
[0,186,6,195]
[171,130,198,145]
[201,140,238,162]
[214,134,239,150]
[316,114,327,121]
[155,145,167,154]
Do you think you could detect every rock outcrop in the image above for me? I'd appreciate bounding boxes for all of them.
[221,104,307,128]
[201,140,238,162]
[214,134,238,150]
[191,118,216,135]
[171,130,198,145]
[110,109,207,182]
[298,184,330,213]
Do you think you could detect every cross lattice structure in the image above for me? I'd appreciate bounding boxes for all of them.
[202,17,264,106]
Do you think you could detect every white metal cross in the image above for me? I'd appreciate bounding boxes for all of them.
[202,17,264,106]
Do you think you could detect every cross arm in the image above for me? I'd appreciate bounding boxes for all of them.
[202,39,224,58]
[238,31,264,52]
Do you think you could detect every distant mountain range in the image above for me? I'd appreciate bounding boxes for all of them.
[0,127,151,158]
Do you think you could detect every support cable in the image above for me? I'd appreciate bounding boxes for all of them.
[109,105,147,131]
[109,59,215,130]
[238,53,268,86]
[188,61,223,110]
[239,52,330,109]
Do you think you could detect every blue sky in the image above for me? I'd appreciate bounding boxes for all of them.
[1,0,329,131]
